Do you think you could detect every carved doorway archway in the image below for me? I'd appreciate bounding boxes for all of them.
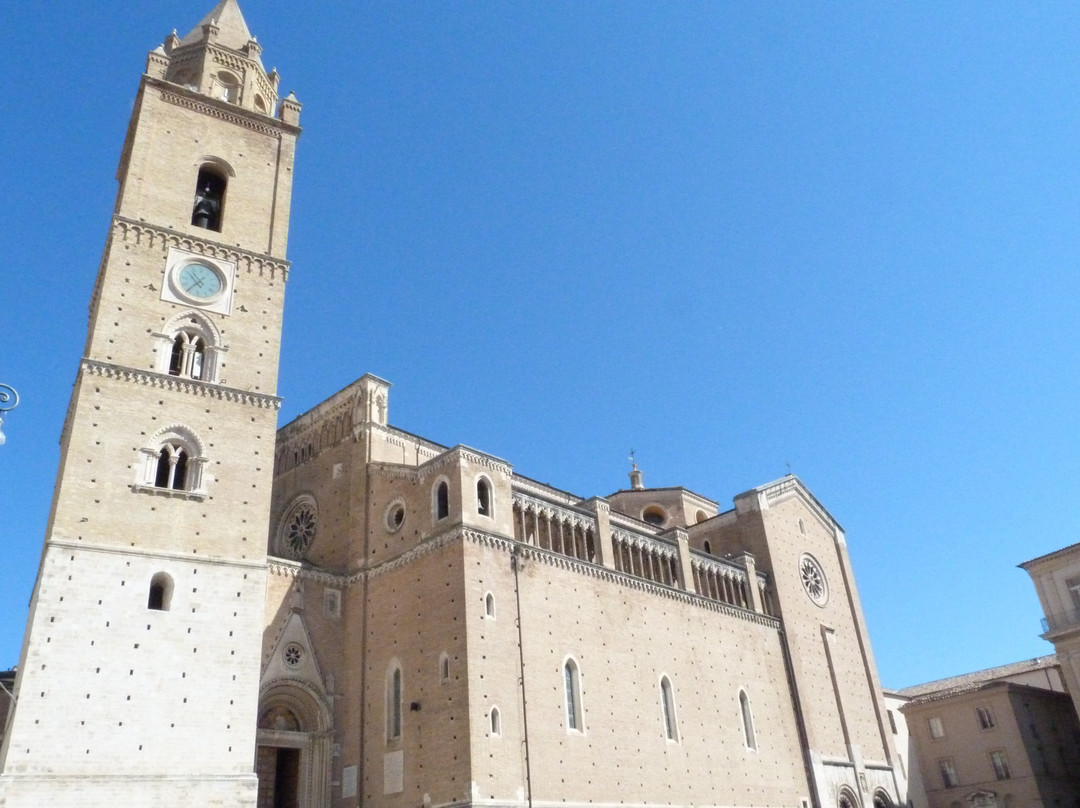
[256,681,332,808]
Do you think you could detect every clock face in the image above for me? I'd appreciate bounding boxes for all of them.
[175,262,224,302]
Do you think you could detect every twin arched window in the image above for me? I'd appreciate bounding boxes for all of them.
[169,331,207,379]
[154,442,189,489]
[140,426,205,495]
[157,311,222,384]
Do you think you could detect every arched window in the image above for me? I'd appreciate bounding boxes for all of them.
[168,331,207,379]
[157,308,225,383]
[660,675,679,741]
[387,665,403,742]
[191,166,227,231]
[838,789,861,808]
[439,653,450,684]
[703,540,712,555]
[872,792,892,808]
[740,690,757,750]
[147,572,173,611]
[563,658,583,732]
[489,706,501,737]
[216,71,240,104]
[435,480,449,521]
[139,425,206,496]
[484,592,496,619]
[154,443,188,490]
[477,478,492,516]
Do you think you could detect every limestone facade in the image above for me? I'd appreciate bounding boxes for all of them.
[1020,542,1080,724]
[1,3,903,808]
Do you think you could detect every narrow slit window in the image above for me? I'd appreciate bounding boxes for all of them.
[490,707,501,737]
[477,479,491,516]
[436,481,449,520]
[387,666,402,742]
[740,690,756,750]
[484,592,495,619]
[660,676,678,741]
[564,659,582,732]
[439,654,450,684]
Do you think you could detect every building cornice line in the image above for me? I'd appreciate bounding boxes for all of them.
[112,217,290,279]
[151,78,300,138]
[82,359,282,409]
[47,538,269,571]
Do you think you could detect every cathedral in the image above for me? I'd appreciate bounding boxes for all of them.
[0,3,903,807]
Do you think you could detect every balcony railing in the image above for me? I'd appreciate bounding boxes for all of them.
[1042,608,1080,634]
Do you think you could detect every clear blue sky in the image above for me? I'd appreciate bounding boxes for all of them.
[2,2,1076,689]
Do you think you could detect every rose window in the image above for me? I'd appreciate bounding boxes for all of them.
[283,642,304,669]
[799,554,828,606]
[278,496,318,560]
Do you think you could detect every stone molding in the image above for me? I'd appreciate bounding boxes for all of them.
[265,528,777,628]
[48,537,268,570]
[417,446,513,479]
[511,477,581,507]
[267,557,350,588]
[512,492,596,529]
[112,217,290,280]
[158,86,295,139]
[369,463,421,483]
[82,359,281,409]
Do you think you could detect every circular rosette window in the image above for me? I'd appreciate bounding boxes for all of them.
[282,642,304,669]
[278,495,318,560]
[799,553,829,607]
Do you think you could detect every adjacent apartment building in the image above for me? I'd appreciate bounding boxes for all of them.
[897,657,1080,808]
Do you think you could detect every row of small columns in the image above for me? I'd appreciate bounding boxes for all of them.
[513,497,764,614]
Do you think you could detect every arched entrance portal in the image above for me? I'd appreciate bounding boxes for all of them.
[256,681,332,808]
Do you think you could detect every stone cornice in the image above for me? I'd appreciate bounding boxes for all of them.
[369,463,420,483]
[151,78,300,138]
[112,217,290,280]
[358,527,778,629]
[48,537,268,571]
[82,359,281,409]
[512,491,596,526]
[417,445,514,479]
[267,557,349,587]
[511,477,582,507]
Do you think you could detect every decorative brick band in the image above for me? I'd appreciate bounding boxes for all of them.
[82,359,281,410]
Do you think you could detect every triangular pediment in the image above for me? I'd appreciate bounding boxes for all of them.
[261,610,327,695]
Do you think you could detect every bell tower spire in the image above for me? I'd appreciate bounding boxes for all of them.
[0,2,301,805]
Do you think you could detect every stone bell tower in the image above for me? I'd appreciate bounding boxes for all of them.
[0,2,300,805]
